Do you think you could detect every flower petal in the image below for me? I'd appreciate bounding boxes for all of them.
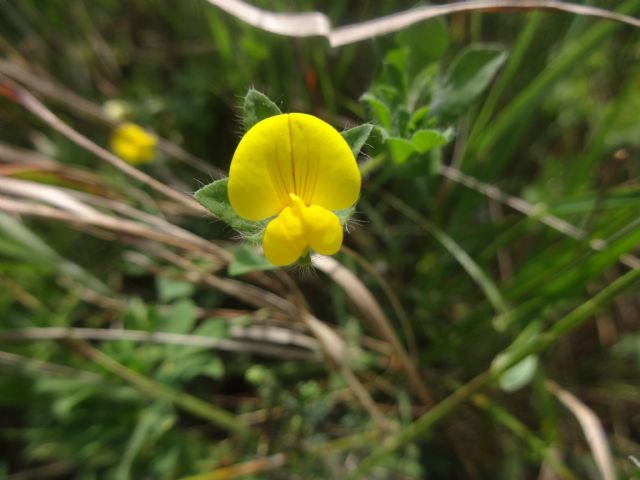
[303,205,343,256]
[262,206,307,266]
[228,113,361,221]
[111,122,157,165]
[228,115,294,221]
[288,113,360,210]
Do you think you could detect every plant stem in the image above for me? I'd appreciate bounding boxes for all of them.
[66,338,247,434]
[348,265,640,478]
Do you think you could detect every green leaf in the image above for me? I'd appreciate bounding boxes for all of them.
[198,355,225,380]
[361,93,392,130]
[341,124,374,157]
[411,129,448,153]
[228,245,276,276]
[195,318,230,339]
[194,179,263,235]
[431,46,508,120]
[491,321,542,374]
[497,355,539,392]
[397,19,448,68]
[385,137,416,164]
[243,88,282,131]
[156,277,194,302]
[160,299,197,334]
[407,105,430,132]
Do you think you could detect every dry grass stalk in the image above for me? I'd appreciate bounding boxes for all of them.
[205,0,640,47]
[546,380,616,480]
[0,327,318,361]
[0,59,218,176]
[313,255,435,406]
[0,74,205,213]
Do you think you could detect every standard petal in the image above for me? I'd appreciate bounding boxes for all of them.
[262,207,307,265]
[288,113,360,210]
[228,113,361,221]
[228,115,295,221]
[303,205,343,256]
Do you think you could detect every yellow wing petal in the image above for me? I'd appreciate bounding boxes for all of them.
[262,206,307,266]
[302,205,343,255]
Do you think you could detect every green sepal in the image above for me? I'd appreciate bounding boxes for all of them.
[194,179,265,238]
[243,88,282,131]
[341,124,374,157]
[335,206,355,226]
[298,251,312,268]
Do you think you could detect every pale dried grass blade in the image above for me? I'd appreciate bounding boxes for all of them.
[0,327,318,361]
[342,245,419,362]
[0,350,101,382]
[303,312,346,364]
[0,194,227,261]
[205,0,640,47]
[0,74,204,213]
[547,380,616,480]
[0,141,58,168]
[313,255,434,405]
[0,59,218,176]
[0,177,99,216]
[302,312,389,428]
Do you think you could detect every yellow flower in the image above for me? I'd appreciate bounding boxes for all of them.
[110,122,157,165]
[228,113,360,266]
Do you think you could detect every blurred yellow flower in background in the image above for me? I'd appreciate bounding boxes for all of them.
[110,122,157,165]
[228,113,360,266]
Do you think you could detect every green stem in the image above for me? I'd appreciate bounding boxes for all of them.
[347,265,640,478]
[496,265,640,376]
[472,393,576,480]
[66,338,247,434]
